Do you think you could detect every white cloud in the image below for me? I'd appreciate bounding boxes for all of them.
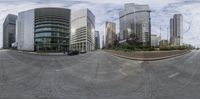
[151,0,200,47]
[0,0,200,48]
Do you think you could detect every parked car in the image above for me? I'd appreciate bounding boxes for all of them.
[80,50,86,54]
[68,50,79,56]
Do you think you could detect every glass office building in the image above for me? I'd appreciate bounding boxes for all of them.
[170,14,183,46]
[16,8,70,52]
[105,21,116,48]
[119,3,151,46]
[3,14,17,48]
[34,8,70,52]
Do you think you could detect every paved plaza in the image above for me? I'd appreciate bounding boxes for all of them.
[0,50,200,99]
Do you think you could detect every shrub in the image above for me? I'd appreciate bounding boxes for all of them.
[160,45,194,51]
[114,44,155,51]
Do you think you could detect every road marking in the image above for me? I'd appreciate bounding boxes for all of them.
[97,71,108,74]
[118,69,128,76]
[55,68,67,72]
[56,69,61,72]
[168,72,180,79]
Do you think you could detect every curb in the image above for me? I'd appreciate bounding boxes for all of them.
[107,51,191,61]
[17,51,68,56]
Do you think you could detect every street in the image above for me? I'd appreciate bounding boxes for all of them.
[0,50,200,99]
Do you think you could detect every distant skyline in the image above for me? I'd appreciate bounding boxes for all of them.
[0,0,200,47]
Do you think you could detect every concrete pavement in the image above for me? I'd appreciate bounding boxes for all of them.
[0,50,200,99]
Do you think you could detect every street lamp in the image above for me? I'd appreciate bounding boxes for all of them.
[63,40,66,54]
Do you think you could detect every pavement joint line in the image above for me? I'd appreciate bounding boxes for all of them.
[1,49,200,98]
[97,71,108,74]
[118,68,128,76]
[168,72,180,79]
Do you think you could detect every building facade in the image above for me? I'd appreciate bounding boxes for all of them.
[170,18,174,45]
[95,31,100,49]
[102,35,104,48]
[16,8,71,52]
[105,22,116,48]
[119,3,151,46]
[159,40,168,47]
[70,9,95,52]
[3,14,17,48]
[170,14,183,46]
[151,34,159,47]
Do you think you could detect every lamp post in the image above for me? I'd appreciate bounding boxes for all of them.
[63,40,66,54]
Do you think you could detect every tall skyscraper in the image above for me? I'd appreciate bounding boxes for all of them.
[3,14,17,49]
[105,21,116,48]
[16,8,71,52]
[170,14,183,46]
[95,31,100,49]
[70,9,95,52]
[119,3,151,46]
[170,18,174,45]
[102,35,104,48]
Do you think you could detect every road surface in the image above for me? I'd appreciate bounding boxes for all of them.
[0,50,200,99]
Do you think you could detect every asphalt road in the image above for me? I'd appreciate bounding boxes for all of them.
[0,50,200,99]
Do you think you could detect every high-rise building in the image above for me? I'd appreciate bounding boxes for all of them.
[95,31,100,49]
[3,14,17,49]
[16,8,71,52]
[151,34,159,47]
[119,3,151,46]
[105,22,116,48]
[102,35,104,48]
[70,9,95,52]
[170,14,183,46]
[170,18,174,45]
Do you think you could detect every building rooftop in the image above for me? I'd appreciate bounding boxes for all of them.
[119,3,150,18]
[3,14,17,25]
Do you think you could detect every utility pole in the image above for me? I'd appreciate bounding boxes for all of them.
[167,27,169,45]
[160,26,162,41]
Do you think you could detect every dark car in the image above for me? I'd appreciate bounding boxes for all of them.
[68,50,79,56]
[80,50,86,54]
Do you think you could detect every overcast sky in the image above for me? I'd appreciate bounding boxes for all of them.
[0,0,200,48]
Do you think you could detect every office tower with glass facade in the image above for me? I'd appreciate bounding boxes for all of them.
[170,14,183,46]
[105,21,116,48]
[3,14,17,49]
[170,18,174,45]
[16,8,71,52]
[70,9,95,52]
[119,3,151,46]
[95,31,100,49]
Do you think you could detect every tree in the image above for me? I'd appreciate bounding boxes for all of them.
[126,33,140,46]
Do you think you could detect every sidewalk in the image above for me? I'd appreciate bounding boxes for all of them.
[105,50,191,61]
[17,50,68,56]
